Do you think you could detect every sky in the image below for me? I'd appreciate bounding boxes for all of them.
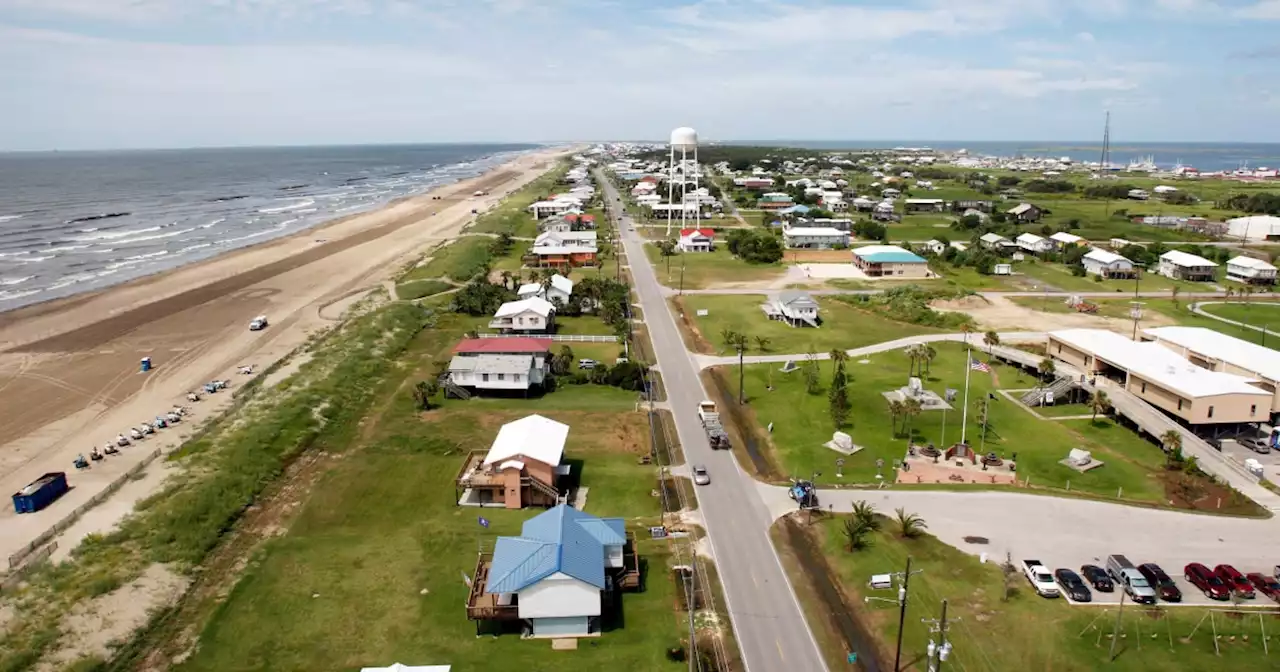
[1,0,1279,150]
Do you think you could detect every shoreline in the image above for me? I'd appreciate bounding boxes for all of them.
[0,145,575,571]
[0,147,545,338]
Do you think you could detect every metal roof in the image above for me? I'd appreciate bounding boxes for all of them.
[483,414,568,467]
[486,504,626,594]
[1049,329,1270,399]
[1226,255,1277,271]
[1159,250,1218,268]
[1083,249,1130,265]
[1143,326,1280,383]
[453,337,551,354]
[853,245,926,263]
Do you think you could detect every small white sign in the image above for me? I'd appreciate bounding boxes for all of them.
[696,309,709,316]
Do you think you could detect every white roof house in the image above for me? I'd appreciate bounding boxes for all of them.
[535,230,597,249]
[1227,215,1280,242]
[1082,249,1135,277]
[1157,250,1218,280]
[518,274,574,303]
[483,414,569,469]
[979,232,1009,249]
[782,224,849,249]
[1015,233,1053,253]
[1049,231,1085,247]
[1049,329,1270,400]
[490,296,556,332]
[363,660,453,665]
[1225,255,1278,284]
[1142,326,1280,393]
[770,291,820,327]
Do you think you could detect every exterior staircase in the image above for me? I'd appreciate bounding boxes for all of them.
[440,374,472,400]
[1021,376,1075,406]
[523,476,561,505]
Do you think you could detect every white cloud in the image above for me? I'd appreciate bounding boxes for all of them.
[1235,0,1280,18]
[1076,31,1096,42]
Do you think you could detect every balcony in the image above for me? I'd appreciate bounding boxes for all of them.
[614,533,642,591]
[466,552,520,621]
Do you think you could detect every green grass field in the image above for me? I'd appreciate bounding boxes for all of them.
[778,515,1280,672]
[1008,296,1280,349]
[403,236,496,283]
[643,244,786,289]
[733,343,1169,502]
[675,294,943,355]
[174,315,692,672]
[467,164,569,239]
[1015,261,1210,294]
[1199,300,1280,328]
[396,279,454,300]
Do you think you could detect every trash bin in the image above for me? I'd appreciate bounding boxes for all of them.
[140,357,152,372]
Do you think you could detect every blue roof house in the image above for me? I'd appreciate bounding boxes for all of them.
[475,504,629,638]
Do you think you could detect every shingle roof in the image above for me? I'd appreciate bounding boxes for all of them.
[778,290,819,308]
[494,296,556,318]
[486,504,626,594]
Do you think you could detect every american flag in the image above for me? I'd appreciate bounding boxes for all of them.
[969,358,991,373]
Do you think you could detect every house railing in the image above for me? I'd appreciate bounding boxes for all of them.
[466,553,521,620]
[475,333,617,343]
[615,533,642,591]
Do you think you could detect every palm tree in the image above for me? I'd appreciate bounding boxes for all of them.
[901,397,923,439]
[983,330,1000,361]
[851,501,880,531]
[904,344,922,378]
[894,507,928,539]
[1160,429,1184,470]
[1037,357,1056,383]
[720,328,739,354]
[887,399,905,435]
[727,331,751,404]
[500,270,513,290]
[843,517,874,552]
[1088,390,1110,423]
[755,336,772,353]
[960,322,974,344]
[1171,285,1181,306]
[829,349,848,365]
[527,268,542,284]
[921,344,937,377]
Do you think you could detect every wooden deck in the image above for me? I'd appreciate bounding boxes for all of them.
[615,533,642,591]
[466,553,520,621]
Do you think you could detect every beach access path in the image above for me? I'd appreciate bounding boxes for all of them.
[0,146,573,570]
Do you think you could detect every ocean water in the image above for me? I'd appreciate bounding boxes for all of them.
[735,141,1280,172]
[0,143,539,311]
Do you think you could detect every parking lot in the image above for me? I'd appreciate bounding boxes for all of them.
[1048,557,1280,607]
[1219,437,1280,475]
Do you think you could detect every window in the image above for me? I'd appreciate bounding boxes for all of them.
[1177,399,1183,410]
[1141,382,1146,393]
[498,373,505,381]
[1251,404,1257,417]
[482,374,490,382]
[514,374,521,382]
[1208,405,1214,419]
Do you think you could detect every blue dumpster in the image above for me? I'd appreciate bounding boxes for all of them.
[12,472,69,514]
[140,357,152,372]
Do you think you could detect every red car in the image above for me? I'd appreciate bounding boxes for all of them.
[1214,564,1255,599]
[1247,573,1280,602]
[1184,563,1231,600]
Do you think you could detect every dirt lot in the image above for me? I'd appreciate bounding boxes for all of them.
[931,294,1176,332]
[787,249,854,263]
[0,149,568,568]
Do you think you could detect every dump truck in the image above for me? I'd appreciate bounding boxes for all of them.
[698,400,730,450]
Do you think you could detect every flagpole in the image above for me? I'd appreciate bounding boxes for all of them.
[960,347,972,444]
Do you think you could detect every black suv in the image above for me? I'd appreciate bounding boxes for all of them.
[1138,563,1183,602]
[1080,564,1114,592]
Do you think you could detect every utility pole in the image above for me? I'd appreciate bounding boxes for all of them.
[1108,587,1126,660]
[923,598,956,672]
[892,556,922,672]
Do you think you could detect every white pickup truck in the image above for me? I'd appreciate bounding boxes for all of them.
[248,315,268,331]
[1022,559,1061,598]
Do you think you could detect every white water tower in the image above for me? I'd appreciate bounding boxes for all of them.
[668,126,699,237]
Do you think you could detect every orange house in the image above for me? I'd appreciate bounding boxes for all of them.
[455,414,570,508]
[527,246,597,268]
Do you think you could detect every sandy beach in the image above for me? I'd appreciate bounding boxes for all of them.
[0,145,572,568]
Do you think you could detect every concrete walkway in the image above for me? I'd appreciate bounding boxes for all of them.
[1189,301,1280,333]
[694,331,1044,368]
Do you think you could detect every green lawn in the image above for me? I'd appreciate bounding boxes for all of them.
[467,163,569,239]
[395,279,453,300]
[734,343,1167,502]
[1015,261,1210,294]
[1032,402,1095,418]
[676,294,943,355]
[1009,296,1280,350]
[176,317,690,672]
[643,244,786,289]
[404,236,496,283]
[1199,300,1280,329]
[779,515,1280,672]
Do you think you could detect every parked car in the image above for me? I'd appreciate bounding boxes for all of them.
[578,359,598,370]
[1247,573,1280,603]
[1080,564,1114,592]
[1184,563,1231,600]
[1239,437,1272,454]
[1105,554,1156,604]
[1053,568,1092,602]
[1215,564,1256,599]
[1137,563,1183,602]
[692,464,710,486]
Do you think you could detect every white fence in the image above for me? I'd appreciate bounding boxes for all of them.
[476,333,617,343]
[6,447,162,572]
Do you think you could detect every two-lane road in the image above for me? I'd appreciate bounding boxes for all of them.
[598,171,830,672]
